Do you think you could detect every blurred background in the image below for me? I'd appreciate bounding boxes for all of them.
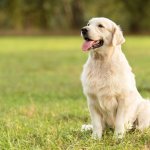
[0,0,150,34]
[0,1,150,149]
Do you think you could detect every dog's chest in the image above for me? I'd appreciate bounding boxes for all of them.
[81,60,121,96]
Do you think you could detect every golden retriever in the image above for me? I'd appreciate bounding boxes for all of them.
[80,17,150,139]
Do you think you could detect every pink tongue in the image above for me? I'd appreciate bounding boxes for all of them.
[82,41,94,51]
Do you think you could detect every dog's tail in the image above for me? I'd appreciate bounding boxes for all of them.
[136,99,150,130]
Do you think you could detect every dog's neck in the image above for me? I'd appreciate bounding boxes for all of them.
[90,46,120,62]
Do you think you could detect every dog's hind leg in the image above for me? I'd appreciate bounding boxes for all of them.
[136,100,150,131]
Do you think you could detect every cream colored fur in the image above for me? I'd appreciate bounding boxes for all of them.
[81,17,150,139]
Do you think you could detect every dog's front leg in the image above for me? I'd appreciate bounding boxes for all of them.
[114,99,126,139]
[87,96,103,139]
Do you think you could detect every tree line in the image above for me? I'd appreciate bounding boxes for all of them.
[0,0,150,33]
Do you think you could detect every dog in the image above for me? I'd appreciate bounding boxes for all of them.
[80,17,150,139]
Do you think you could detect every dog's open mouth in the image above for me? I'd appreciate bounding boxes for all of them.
[82,38,104,51]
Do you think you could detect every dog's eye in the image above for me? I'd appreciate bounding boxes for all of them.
[87,23,90,26]
[98,24,104,28]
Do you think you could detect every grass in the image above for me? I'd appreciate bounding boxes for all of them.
[0,35,150,149]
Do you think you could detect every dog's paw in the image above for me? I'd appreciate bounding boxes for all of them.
[125,122,133,130]
[81,124,93,132]
[113,131,124,139]
[92,132,102,140]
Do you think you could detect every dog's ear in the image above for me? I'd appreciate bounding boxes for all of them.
[112,25,125,46]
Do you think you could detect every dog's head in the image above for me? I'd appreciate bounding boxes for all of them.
[81,17,125,51]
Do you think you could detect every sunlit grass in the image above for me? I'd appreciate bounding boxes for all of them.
[0,36,82,52]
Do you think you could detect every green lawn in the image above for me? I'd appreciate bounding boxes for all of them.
[0,36,150,150]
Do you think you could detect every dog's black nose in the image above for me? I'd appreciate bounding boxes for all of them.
[81,28,88,35]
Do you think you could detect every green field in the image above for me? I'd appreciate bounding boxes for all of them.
[0,36,150,150]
